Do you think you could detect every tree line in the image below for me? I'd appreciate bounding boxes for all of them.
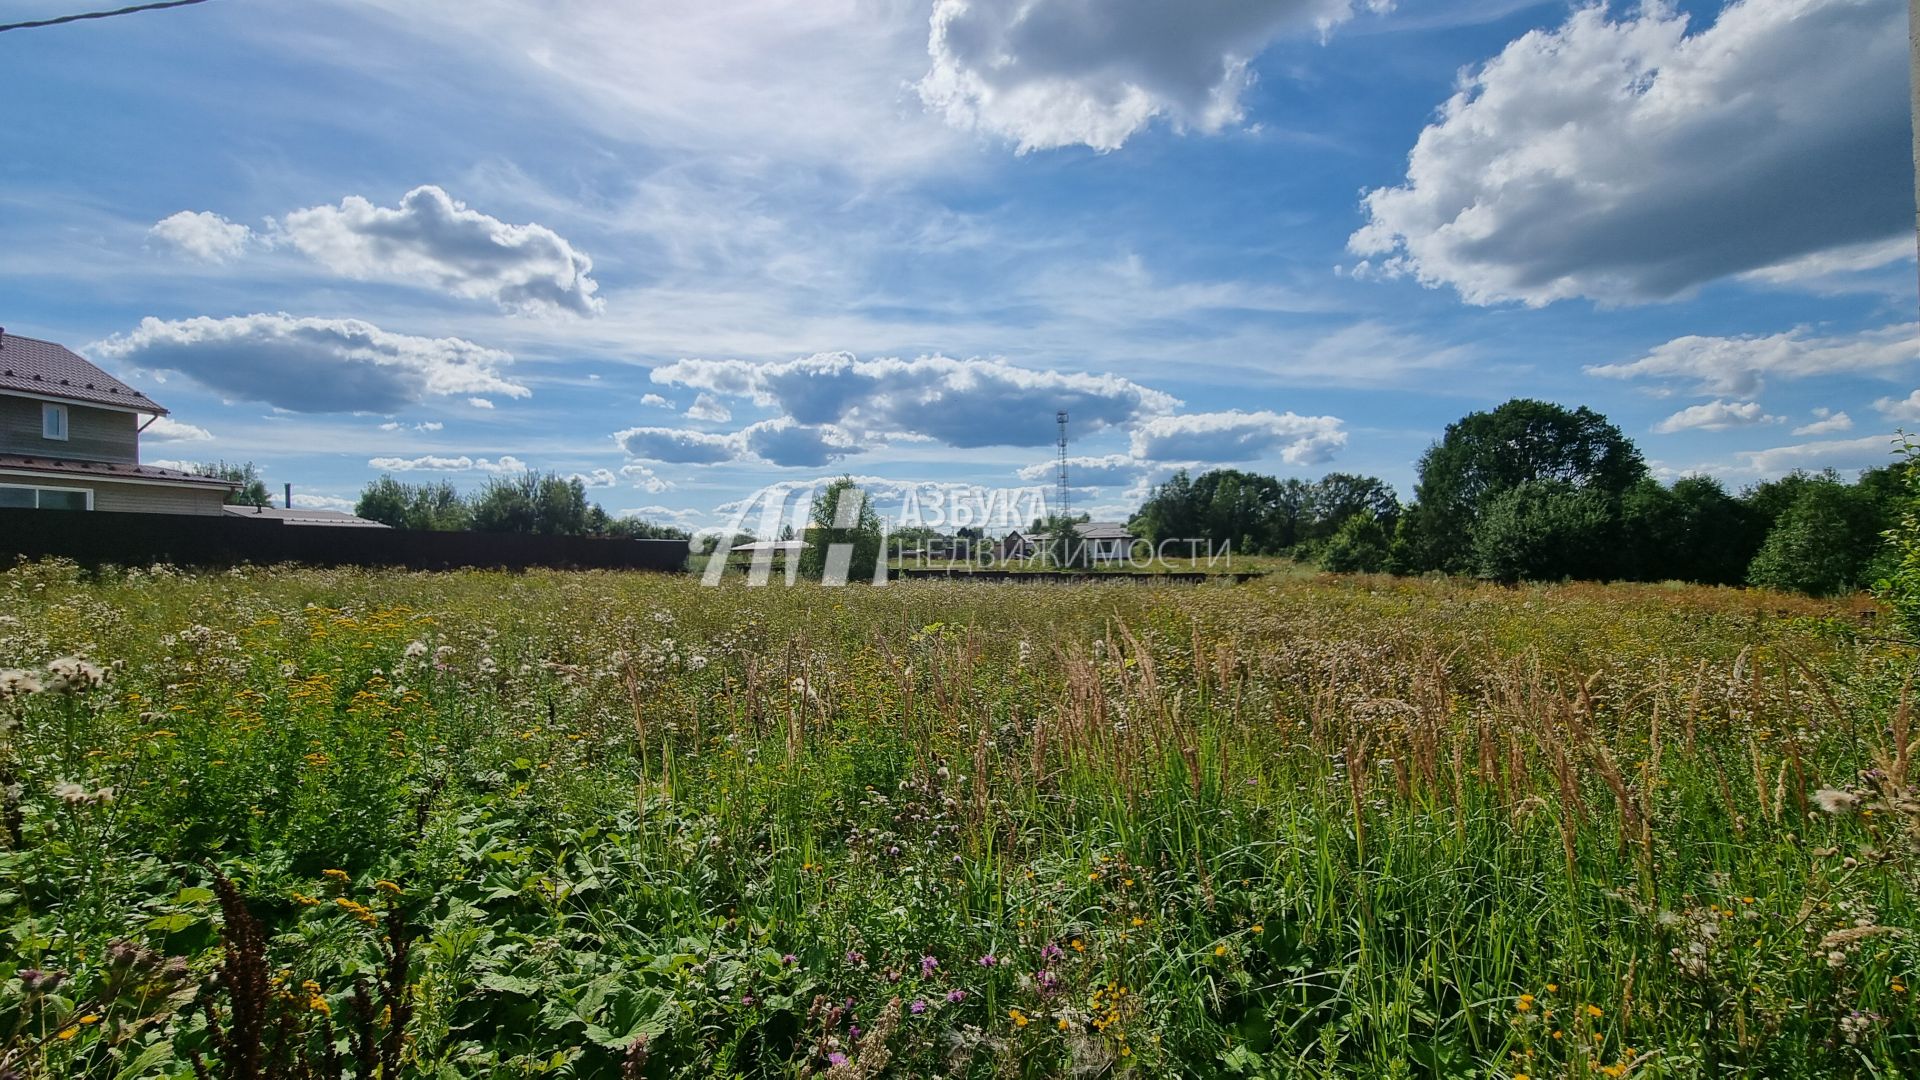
[352,473,690,540]
[1129,398,1903,596]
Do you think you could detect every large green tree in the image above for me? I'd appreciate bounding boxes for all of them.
[798,477,885,584]
[1408,400,1645,573]
[355,475,472,531]
[470,472,595,536]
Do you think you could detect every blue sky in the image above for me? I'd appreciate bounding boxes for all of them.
[3,0,1915,532]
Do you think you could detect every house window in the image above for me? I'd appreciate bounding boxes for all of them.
[42,403,69,441]
[0,484,92,510]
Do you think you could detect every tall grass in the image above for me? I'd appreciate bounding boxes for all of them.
[0,561,1913,1078]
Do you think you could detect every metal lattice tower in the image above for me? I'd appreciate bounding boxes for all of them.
[1055,410,1070,519]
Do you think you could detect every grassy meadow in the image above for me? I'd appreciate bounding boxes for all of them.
[0,561,1915,1078]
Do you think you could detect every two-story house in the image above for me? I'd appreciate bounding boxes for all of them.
[0,329,235,514]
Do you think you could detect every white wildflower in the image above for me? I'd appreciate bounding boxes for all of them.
[1813,788,1859,814]
[44,656,105,693]
[0,669,44,700]
[403,640,428,660]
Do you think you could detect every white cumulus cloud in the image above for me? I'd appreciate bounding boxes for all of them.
[737,416,858,467]
[919,0,1379,153]
[1874,390,1920,422]
[92,314,528,414]
[366,454,528,473]
[685,392,733,423]
[1588,323,1920,396]
[652,352,1178,448]
[620,463,675,493]
[142,416,215,442]
[1652,400,1781,433]
[1792,408,1853,436]
[275,186,602,316]
[1734,433,1900,475]
[1128,409,1346,465]
[613,427,739,465]
[148,211,255,263]
[1349,0,1912,305]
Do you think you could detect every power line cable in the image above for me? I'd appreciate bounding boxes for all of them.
[0,0,213,34]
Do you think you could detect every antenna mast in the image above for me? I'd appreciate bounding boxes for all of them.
[1055,409,1070,519]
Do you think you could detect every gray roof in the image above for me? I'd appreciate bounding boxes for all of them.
[0,453,234,488]
[0,332,167,414]
[222,505,390,528]
[1009,522,1136,543]
[731,539,807,553]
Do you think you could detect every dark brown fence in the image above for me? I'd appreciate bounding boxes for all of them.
[0,508,689,573]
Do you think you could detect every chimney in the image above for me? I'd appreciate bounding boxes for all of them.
[0,327,7,349]
[284,482,293,509]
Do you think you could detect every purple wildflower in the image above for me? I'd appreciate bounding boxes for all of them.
[829,1053,848,1066]
[945,989,967,1003]
[740,993,756,1007]
[782,953,798,966]
[910,999,928,1015]
[1041,942,1064,964]
[849,1025,863,1039]
[920,954,938,977]
[844,950,866,967]
[978,954,997,967]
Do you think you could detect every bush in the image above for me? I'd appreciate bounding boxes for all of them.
[1471,480,1619,584]
[1319,512,1390,573]
[1749,478,1885,596]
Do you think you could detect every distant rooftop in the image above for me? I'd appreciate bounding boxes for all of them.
[0,453,231,487]
[0,331,168,415]
[222,505,391,528]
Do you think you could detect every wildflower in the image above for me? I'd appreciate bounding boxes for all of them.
[78,1014,100,1025]
[1070,939,1085,953]
[1585,1004,1603,1018]
[374,879,402,896]
[782,953,798,966]
[334,898,379,926]
[740,994,756,1007]
[978,954,997,967]
[828,1052,848,1066]
[403,641,428,660]
[844,950,866,967]
[1057,1017,1070,1031]
[1132,917,1146,928]
[1545,983,1558,993]
[1813,788,1860,814]
[0,669,43,700]
[1214,945,1227,957]
[322,868,350,884]
[1009,1008,1030,1027]
[920,954,938,977]
[910,999,927,1015]
[55,1027,78,1041]
[945,989,966,1003]
[53,782,90,806]
[1041,942,1064,964]
[1516,994,1535,1012]
[45,656,105,693]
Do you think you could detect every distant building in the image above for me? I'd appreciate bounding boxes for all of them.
[1000,522,1137,565]
[731,539,807,556]
[222,506,390,528]
[0,329,234,514]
